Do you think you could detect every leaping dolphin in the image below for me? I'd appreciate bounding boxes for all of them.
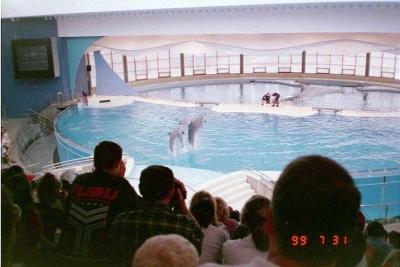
[168,126,185,154]
[188,115,206,147]
[179,115,193,128]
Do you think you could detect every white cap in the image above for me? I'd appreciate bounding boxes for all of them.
[60,169,77,184]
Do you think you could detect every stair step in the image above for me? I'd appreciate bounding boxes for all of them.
[202,176,247,193]
[212,183,252,198]
[206,180,250,196]
[225,188,255,204]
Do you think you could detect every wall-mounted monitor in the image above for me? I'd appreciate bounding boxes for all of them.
[12,37,60,79]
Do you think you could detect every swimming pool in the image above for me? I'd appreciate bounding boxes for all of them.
[57,102,400,172]
[56,82,400,219]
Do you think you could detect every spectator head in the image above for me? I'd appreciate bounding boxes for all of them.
[139,165,175,203]
[1,165,25,185]
[94,141,123,171]
[268,155,361,266]
[190,198,215,228]
[241,195,270,252]
[133,234,198,267]
[230,209,241,222]
[60,169,77,184]
[1,186,19,267]
[366,221,386,238]
[388,231,400,249]
[215,197,229,222]
[189,191,217,224]
[241,195,270,233]
[2,171,34,216]
[37,173,61,205]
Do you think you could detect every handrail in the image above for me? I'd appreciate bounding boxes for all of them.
[360,201,400,222]
[242,166,275,184]
[38,153,131,175]
[41,156,94,169]
[357,180,400,187]
[126,177,197,193]
[350,168,400,178]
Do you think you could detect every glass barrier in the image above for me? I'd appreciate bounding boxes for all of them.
[88,49,400,84]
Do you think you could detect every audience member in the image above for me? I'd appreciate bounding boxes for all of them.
[2,186,20,267]
[60,169,76,191]
[36,173,64,242]
[133,234,199,267]
[57,141,140,267]
[201,155,362,267]
[110,165,203,267]
[365,221,393,267]
[388,231,400,249]
[265,155,361,267]
[1,165,25,183]
[223,195,270,265]
[3,168,44,266]
[229,208,241,222]
[191,198,229,264]
[215,197,239,238]
[190,190,225,229]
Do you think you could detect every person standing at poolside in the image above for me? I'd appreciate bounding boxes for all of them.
[272,92,280,107]
[262,93,271,105]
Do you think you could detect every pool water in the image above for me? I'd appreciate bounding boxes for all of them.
[57,102,400,173]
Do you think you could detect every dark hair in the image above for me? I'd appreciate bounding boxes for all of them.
[272,155,360,266]
[2,172,35,217]
[1,186,18,266]
[189,191,218,225]
[232,224,250,240]
[139,165,175,202]
[94,141,122,170]
[37,173,61,205]
[241,195,270,252]
[1,165,25,186]
[230,210,240,222]
[388,231,400,249]
[191,198,215,228]
[335,228,366,267]
[366,221,386,238]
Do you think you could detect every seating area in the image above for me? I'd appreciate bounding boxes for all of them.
[2,148,400,267]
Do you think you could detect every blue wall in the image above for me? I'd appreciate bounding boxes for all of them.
[1,18,71,118]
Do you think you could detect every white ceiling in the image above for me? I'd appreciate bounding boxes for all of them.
[2,0,396,18]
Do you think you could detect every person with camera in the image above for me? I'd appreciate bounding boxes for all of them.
[109,165,203,267]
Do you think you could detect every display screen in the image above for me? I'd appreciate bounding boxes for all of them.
[12,38,60,79]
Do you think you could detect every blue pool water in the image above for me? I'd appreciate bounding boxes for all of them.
[57,102,400,173]
[56,82,400,219]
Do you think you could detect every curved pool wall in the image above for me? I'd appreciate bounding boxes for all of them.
[55,81,400,220]
[54,107,92,161]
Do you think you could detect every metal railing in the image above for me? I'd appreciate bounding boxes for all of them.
[243,166,400,221]
[243,166,275,184]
